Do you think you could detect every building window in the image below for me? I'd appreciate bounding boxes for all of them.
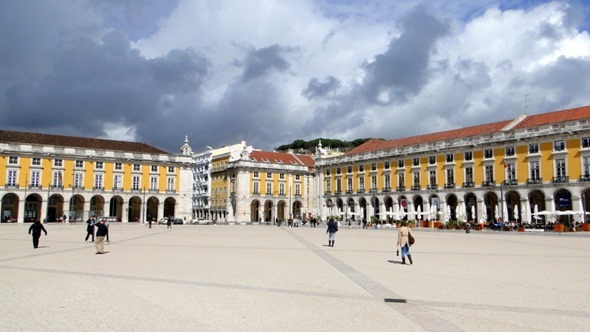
[465,167,473,183]
[53,172,63,187]
[326,169,331,176]
[446,169,454,184]
[32,158,41,166]
[530,161,540,180]
[75,160,83,168]
[582,137,590,148]
[267,172,272,179]
[554,140,565,151]
[295,174,300,180]
[336,179,342,193]
[94,174,103,189]
[384,175,390,189]
[359,165,364,172]
[279,183,285,195]
[7,170,17,186]
[8,156,18,165]
[371,176,377,190]
[114,162,122,170]
[347,178,353,192]
[132,164,140,171]
[555,159,566,178]
[253,182,259,195]
[295,183,301,196]
[429,170,436,185]
[95,161,103,169]
[428,156,436,165]
[150,177,158,190]
[358,177,365,191]
[151,165,158,172]
[584,157,590,177]
[398,173,405,187]
[74,173,83,189]
[167,178,175,191]
[413,171,420,186]
[279,173,285,179]
[253,172,259,178]
[347,166,352,173]
[54,159,63,167]
[266,183,272,195]
[446,154,454,163]
[325,180,331,193]
[485,165,494,182]
[132,175,140,190]
[397,160,405,168]
[168,166,175,173]
[506,164,516,182]
[336,167,341,175]
[506,146,515,156]
[113,174,122,190]
[529,143,539,154]
[484,149,493,159]
[384,161,390,169]
[31,170,40,187]
[464,151,473,161]
[371,163,377,171]
[412,158,419,166]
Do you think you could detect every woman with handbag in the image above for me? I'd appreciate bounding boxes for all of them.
[397,221,413,265]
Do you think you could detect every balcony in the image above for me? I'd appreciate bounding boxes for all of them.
[166,189,177,194]
[444,183,455,189]
[411,185,421,191]
[324,191,331,195]
[427,184,438,190]
[29,184,43,190]
[357,189,365,194]
[396,186,406,192]
[551,176,569,183]
[382,186,391,192]
[335,191,343,195]
[579,175,590,182]
[346,190,353,195]
[93,186,104,192]
[51,185,64,190]
[462,182,475,188]
[4,184,19,189]
[481,181,496,187]
[502,180,518,186]
[526,178,542,185]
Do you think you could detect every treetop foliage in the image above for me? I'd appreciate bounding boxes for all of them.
[275,138,378,152]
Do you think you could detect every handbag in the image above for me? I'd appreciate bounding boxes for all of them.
[408,233,415,246]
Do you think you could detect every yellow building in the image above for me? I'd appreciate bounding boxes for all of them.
[317,106,590,228]
[226,148,315,224]
[0,130,193,223]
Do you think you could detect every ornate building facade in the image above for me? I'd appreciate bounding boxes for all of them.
[316,106,590,225]
[0,131,193,223]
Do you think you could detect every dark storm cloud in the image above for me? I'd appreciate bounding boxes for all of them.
[361,6,449,104]
[238,45,291,81]
[529,56,590,108]
[301,76,341,100]
[2,29,210,152]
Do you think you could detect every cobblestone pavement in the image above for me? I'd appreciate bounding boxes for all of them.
[1,223,589,331]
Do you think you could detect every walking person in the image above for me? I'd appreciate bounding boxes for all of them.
[166,216,173,229]
[28,220,47,249]
[85,216,95,242]
[95,219,109,254]
[397,221,413,265]
[326,217,338,247]
[104,218,110,242]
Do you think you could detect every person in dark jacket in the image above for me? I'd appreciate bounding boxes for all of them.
[28,220,48,248]
[95,219,109,254]
[326,217,338,247]
[166,216,172,229]
[85,217,95,242]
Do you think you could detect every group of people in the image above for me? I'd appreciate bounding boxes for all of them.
[325,217,414,264]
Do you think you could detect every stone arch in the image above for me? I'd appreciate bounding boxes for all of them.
[163,197,176,218]
[464,192,477,222]
[46,194,65,222]
[251,200,261,222]
[505,190,521,222]
[277,200,286,220]
[446,194,458,220]
[264,200,274,222]
[128,196,142,222]
[90,195,105,218]
[70,194,85,221]
[146,197,159,222]
[1,193,20,222]
[109,196,124,222]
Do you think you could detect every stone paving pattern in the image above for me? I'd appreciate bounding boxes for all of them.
[1,223,589,331]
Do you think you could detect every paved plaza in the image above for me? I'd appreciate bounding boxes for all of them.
[1,223,589,332]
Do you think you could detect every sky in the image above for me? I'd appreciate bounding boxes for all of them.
[2,0,590,154]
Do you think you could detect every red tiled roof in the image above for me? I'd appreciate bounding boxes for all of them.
[512,105,590,129]
[347,120,512,155]
[249,150,315,167]
[0,130,170,154]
